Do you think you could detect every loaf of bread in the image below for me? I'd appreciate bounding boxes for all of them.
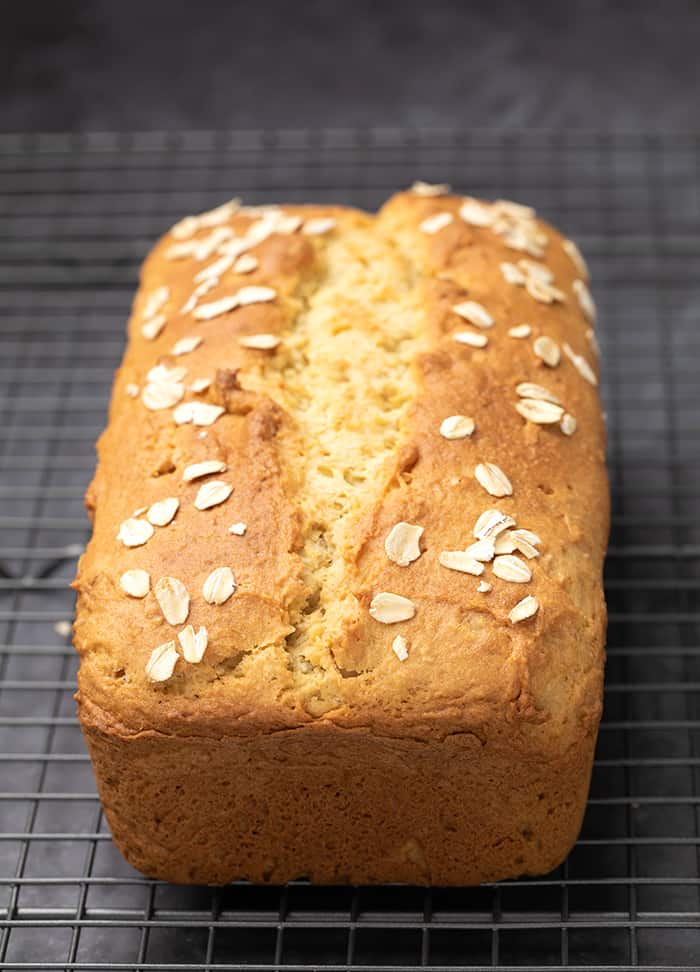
[73,185,608,885]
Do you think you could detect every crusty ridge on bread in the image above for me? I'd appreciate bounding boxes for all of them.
[73,186,608,885]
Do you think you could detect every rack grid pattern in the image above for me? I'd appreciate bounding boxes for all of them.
[0,130,699,970]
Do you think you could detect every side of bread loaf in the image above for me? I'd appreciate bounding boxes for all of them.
[74,187,608,884]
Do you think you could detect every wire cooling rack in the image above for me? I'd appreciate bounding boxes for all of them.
[0,130,699,970]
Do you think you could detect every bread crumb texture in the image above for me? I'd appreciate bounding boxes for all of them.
[74,190,608,756]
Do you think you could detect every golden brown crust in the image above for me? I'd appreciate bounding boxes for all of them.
[79,692,597,885]
[74,189,608,884]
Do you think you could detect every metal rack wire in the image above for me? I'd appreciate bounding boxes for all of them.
[0,130,698,970]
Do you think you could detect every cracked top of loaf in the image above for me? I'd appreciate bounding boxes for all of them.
[73,186,608,752]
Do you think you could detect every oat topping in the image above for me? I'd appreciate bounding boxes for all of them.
[174,402,226,427]
[233,254,259,273]
[501,227,545,259]
[199,198,240,228]
[509,594,540,623]
[141,314,167,341]
[508,324,532,338]
[117,518,154,548]
[302,217,337,236]
[490,199,546,258]
[142,380,185,411]
[411,181,450,197]
[507,529,541,559]
[560,412,577,436]
[183,460,227,482]
[573,279,596,323]
[199,274,221,294]
[474,462,513,498]
[473,509,516,540]
[241,208,297,247]
[464,538,496,562]
[195,254,234,283]
[166,239,202,261]
[147,497,180,527]
[369,592,416,624]
[452,300,494,329]
[439,415,475,440]
[168,207,234,253]
[142,285,170,320]
[495,199,535,220]
[181,277,219,313]
[178,624,208,663]
[203,243,247,270]
[147,363,187,384]
[439,551,484,575]
[118,195,588,684]
[453,330,488,348]
[192,402,226,426]
[563,341,598,386]
[384,522,424,566]
[194,480,233,511]
[126,383,139,398]
[533,335,561,367]
[525,277,565,304]
[202,566,236,605]
[193,226,235,262]
[172,335,203,357]
[119,569,150,598]
[154,576,190,625]
[145,641,179,682]
[513,527,541,545]
[515,398,565,424]
[459,198,493,227]
[392,634,409,660]
[193,295,241,320]
[239,209,288,247]
[419,212,454,235]
[563,239,589,279]
[519,259,553,284]
[170,215,199,240]
[493,532,516,554]
[525,274,552,297]
[274,214,304,235]
[173,403,196,425]
[236,285,277,306]
[500,261,527,285]
[516,382,561,404]
[238,333,281,350]
[197,203,237,231]
[499,256,565,303]
[493,554,532,583]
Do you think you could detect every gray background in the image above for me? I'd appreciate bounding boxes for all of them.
[2,0,699,131]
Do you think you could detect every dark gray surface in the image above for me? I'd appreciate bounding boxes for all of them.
[2,0,700,131]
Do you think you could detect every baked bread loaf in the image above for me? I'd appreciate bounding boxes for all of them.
[73,185,608,885]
